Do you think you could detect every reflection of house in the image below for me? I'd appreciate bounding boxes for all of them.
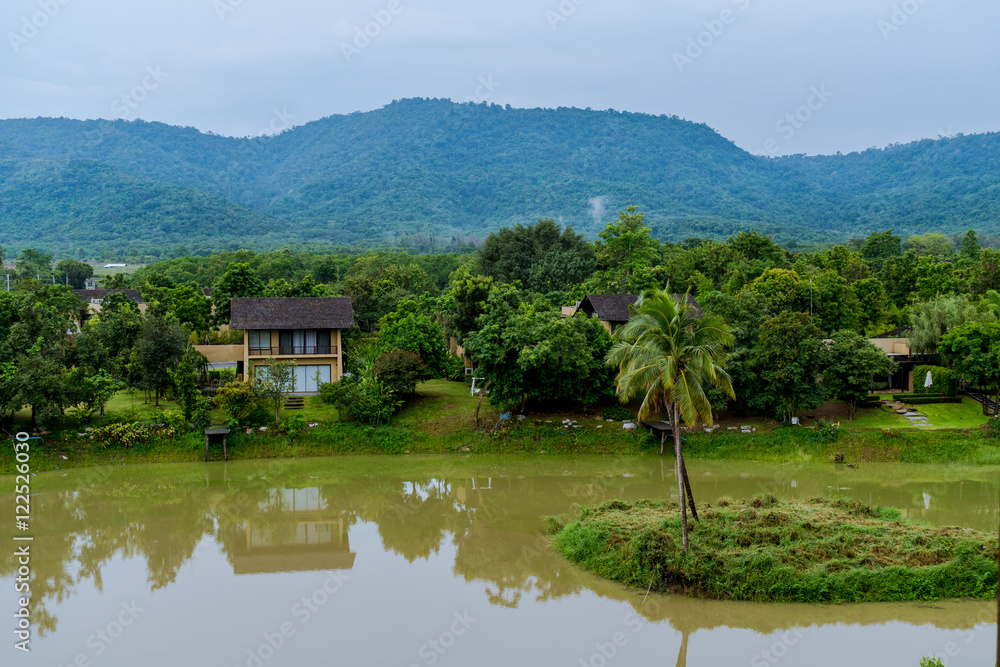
[74,289,147,323]
[869,326,918,392]
[232,488,356,575]
[570,294,703,333]
[229,297,355,393]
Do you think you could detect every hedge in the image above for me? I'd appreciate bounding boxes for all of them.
[900,396,963,405]
[913,365,958,396]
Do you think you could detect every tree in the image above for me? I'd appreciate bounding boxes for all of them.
[15,249,53,282]
[939,322,1000,416]
[169,349,208,422]
[753,312,825,422]
[905,233,956,261]
[860,230,902,272]
[78,369,125,424]
[851,278,890,334]
[607,289,734,554]
[374,349,432,396]
[821,331,898,420]
[746,268,805,313]
[344,255,433,329]
[55,259,95,289]
[450,274,493,342]
[960,229,983,263]
[3,284,80,425]
[480,219,595,292]
[377,299,448,377]
[463,285,614,415]
[135,315,189,405]
[253,359,297,422]
[909,295,996,354]
[212,263,265,324]
[595,206,658,291]
[100,291,140,316]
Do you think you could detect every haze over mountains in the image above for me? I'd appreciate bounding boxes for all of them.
[1,98,997,257]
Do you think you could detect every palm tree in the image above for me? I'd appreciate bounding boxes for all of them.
[607,289,735,553]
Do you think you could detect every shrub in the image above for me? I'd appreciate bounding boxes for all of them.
[602,405,634,421]
[191,396,213,431]
[920,658,945,667]
[984,418,1000,439]
[442,354,467,381]
[92,422,176,448]
[280,414,308,441]
[913,365,958,396]
[373,349,432,396]
[216,380,261,421]
[320,376,401,426]
[812,419,841,443]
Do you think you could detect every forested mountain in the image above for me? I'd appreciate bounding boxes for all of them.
[0,98,997,257]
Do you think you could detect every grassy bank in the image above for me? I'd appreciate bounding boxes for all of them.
[682,426,1000,465]
[4,380,1000,475]
[549,496,1000,603]
[0,380,652,474]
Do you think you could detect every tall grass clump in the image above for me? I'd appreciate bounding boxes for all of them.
[550,496,998,603]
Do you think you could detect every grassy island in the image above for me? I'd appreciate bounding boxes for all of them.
[549,496,999,603]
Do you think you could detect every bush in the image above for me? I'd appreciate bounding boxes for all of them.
[373,349,432,396]
[602,405,634,421]
[91,422,176,448]
[442,354,467,381]
[216,380,261,421]
[812,419,841,443]
[896,395,963,405]
[984,418,1000,439]
[319,376,401,426]
[913,365,958,396]
[280,414,307,441]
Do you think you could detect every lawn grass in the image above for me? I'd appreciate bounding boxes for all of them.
[851,398,990,430]
[549,496,1000,603]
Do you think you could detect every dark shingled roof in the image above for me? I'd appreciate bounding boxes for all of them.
[230,297,355,330]
[871,325,914,339]
[74,289,145,304]
[576,293,703,323]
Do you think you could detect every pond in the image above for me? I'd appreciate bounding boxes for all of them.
[1,456,996,666]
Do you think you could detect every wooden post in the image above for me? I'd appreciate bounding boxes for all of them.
[223,434,228,461]
[204,434,209,462]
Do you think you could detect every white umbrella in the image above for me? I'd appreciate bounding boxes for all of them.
[924,371,933,389]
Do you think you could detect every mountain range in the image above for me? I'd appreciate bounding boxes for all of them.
[1,97,997,257]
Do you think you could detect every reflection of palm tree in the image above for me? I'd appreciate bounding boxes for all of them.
[607,289,734,552]
[675,629,689,667]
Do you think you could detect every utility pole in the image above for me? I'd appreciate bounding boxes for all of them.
[810,279,813,317]
[5,274,10,291]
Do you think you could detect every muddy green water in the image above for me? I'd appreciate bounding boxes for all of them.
[2,457,997,666]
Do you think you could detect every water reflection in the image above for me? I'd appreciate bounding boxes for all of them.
[0,457,996,665]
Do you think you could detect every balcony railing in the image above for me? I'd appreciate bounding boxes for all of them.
[249,346,337,357]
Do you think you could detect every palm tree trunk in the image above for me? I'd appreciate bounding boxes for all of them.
[680,453,698,521]
[671,401,689,554]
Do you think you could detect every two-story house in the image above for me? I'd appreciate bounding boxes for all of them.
[229,297,355,394]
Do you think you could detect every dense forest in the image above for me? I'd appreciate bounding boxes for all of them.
[4,212,1000,430]
[1,98,998,258]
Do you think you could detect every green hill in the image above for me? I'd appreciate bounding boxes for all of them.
[0,98,996,256]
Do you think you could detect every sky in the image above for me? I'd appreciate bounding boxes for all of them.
[1,0,997,156]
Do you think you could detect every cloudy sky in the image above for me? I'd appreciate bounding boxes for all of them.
[1,0,996,155]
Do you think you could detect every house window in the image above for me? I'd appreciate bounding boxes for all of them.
[278,330,331,355]
[293,365,331,392]
[249,330,270,352]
